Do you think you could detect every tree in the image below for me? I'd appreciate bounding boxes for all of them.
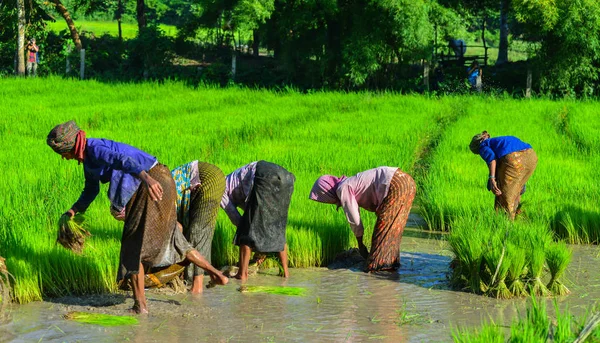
[51,0,83,51]
[17,0,25,75]
[496,0,509,65]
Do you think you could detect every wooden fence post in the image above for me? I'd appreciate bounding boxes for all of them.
[80,49,85,80]
[423,60,430,92]
[526,68,532,98]
[231,52,237,81]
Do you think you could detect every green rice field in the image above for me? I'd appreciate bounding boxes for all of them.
[47,20,177,39]
[0,77,599,304]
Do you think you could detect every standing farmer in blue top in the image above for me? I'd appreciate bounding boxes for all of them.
[469,131,538,219]
[47,121,228,314]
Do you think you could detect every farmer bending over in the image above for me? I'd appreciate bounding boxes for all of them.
[47,121,228,314]
[310,167,416,272]
[221,161,295,281]
[469,131,537,219]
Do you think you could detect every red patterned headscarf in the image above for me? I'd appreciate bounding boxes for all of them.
[47,120,86,162]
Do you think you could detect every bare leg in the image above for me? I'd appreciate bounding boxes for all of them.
[278,244,290,278]
[236,245,252,281]
[130,263,148,314]
[185,249,228,286]
[191,274,204,294]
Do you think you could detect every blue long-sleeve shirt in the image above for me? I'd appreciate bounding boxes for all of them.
[478,136,532,165]
[72,138,157,213]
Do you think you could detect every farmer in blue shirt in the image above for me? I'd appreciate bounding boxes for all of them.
[47,121,228,314]
[469,131,538,219]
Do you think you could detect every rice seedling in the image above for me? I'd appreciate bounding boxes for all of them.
[454,295,600,343]
[64,311,139,326]
[505,242,528,297]
[237,285,307,296]
[482,233,512,299]
[57,214,90,254]
[525,234,550,297]
[0,77,597,302]
[545,241,572,296]
[0,256,10,314]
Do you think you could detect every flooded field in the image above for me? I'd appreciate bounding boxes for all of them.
[1,230,599,343]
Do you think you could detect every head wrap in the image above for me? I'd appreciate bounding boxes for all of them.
[47,120,87,161]
[309,175,348,205]
[469,131,490,154]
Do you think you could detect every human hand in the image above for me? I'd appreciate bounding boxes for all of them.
[145,176,163,201]
[488,178,502,196]
[63,208,75,218]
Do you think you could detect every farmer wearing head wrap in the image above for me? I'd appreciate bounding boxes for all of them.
[469,131,537,219]
[221,161,295,281]
[310,167,416,272]
[47,121,228,314]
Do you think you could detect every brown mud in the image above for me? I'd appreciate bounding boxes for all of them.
[0,230,599,342]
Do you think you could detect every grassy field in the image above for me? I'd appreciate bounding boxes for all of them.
[47,20,177,39]
[0,77,598,303]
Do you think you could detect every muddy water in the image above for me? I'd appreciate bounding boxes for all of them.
[1,230,599,343]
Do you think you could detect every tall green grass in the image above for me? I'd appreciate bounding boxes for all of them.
[419,97,600,245]
[1,78,598,303]
[0,77,450,303]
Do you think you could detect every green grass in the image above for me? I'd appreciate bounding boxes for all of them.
[64,311,138,326]
[47,20,177,39]
[452,296,600,342]
[0,77,599,303]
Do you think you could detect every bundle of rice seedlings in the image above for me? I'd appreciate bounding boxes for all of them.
[447,220,485,293]
[545,241,572,296]
[526,241,550,297]
[483,233,512,299]
[506,243,528,297]
[64,311,138,326]
[0,256,10,314]
[238,285,306,296]
[57,214,90,254]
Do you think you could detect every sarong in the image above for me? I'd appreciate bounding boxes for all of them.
[366,170,416,271]
[494,148,537,219]
[184,162,226,279]
[235,161,295,253]
[117,164,193,281]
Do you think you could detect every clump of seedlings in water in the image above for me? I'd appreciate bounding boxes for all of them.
[64,311,138,326]
[238,285,306,297]
[57,214,90,254]
[0,256,10,314]
[448,215,572,298]
[545,241,572,296]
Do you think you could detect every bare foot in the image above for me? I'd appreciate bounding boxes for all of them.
[210,272,229,285]
[129,301,148,314]
[232,272,247,282]
[190,285,203,294]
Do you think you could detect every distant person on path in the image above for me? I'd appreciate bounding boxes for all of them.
[469,131,537,220]
[310,167,416,272]
[449,39,466,58]
[112,160,226,294]
[47,121,228,314]
[467,60,482,91]
[221,161,295,281]
[26,38,39,77]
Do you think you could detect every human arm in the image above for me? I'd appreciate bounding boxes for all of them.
[91,144,162,201]
[356,235,369,259]
[487,160,502,196]
[68,170,100,216]
[337,184,365,238]
[221,193,243,228]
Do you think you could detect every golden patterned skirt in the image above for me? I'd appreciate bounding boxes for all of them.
[494,148,538,219]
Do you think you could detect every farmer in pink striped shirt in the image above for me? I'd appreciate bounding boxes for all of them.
[310,167,416,271]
